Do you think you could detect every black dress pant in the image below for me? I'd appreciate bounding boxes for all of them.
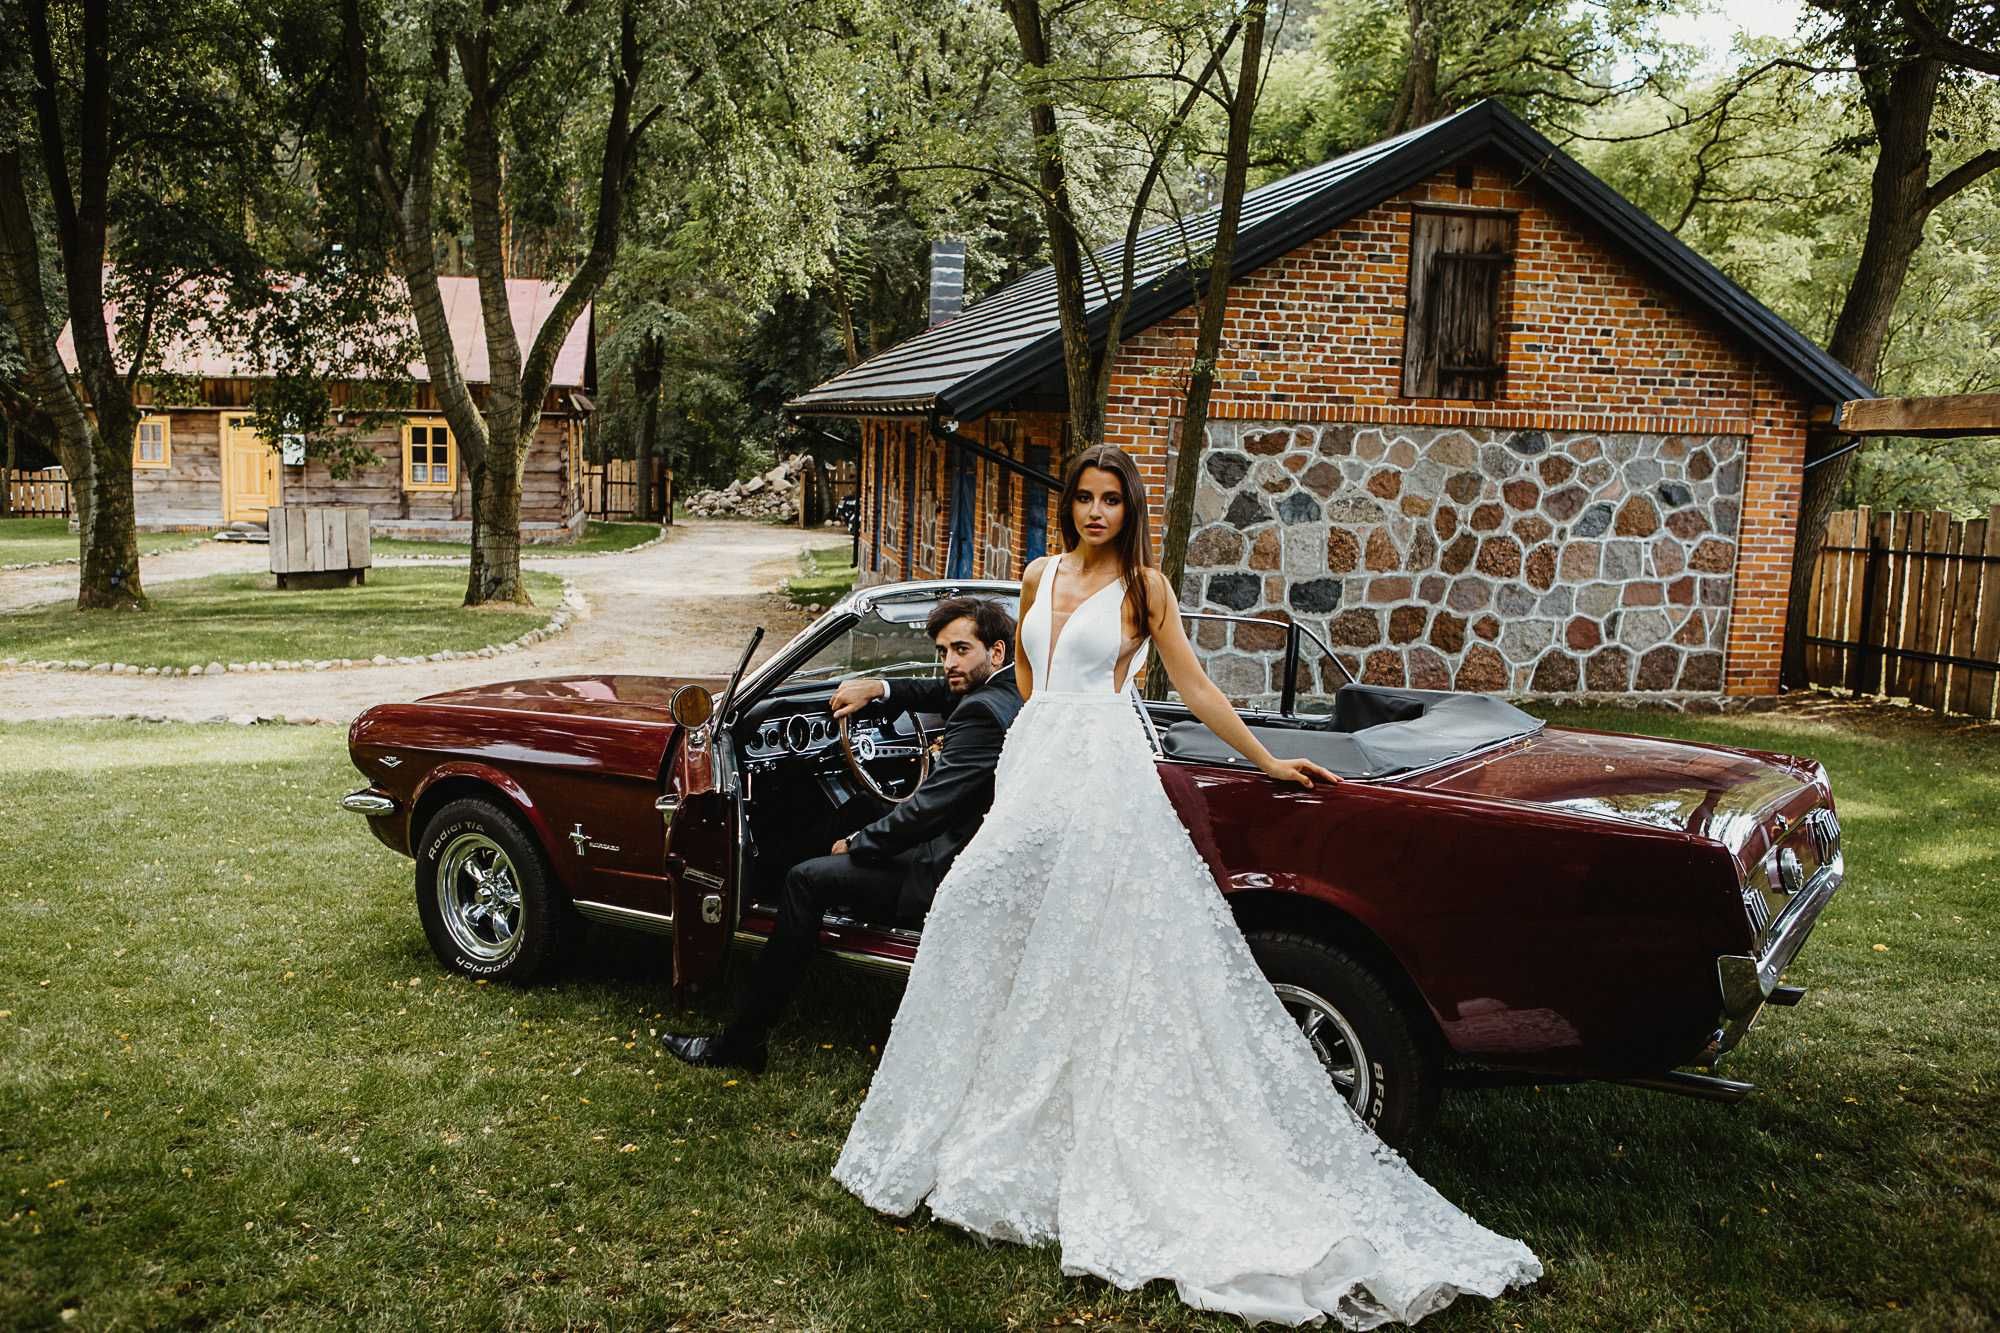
[726,851,914,1043]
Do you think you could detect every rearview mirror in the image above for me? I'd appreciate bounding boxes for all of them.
[668,683,714,729]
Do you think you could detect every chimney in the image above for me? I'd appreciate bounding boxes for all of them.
[928,238,966,327]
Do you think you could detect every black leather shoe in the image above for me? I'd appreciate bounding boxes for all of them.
[659,1031,767,1074]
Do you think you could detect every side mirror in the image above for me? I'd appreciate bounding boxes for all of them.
[668,683,714,729]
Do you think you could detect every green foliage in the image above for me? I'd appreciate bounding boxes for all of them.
[1572,47,2000,516]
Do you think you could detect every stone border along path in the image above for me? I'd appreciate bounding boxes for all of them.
[3,575,586,677]
[0,517,835,725]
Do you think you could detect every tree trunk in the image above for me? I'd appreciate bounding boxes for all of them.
[1782,54,1940,689]
[466,454,528,604]
[1005,0,1100,464]
[1146,3,1266,701]
[1386,0,1441,135]
[633,331,664,521]
[2,414,13,515]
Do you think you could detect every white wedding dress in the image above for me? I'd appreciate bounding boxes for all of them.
[832,562,1543,1327]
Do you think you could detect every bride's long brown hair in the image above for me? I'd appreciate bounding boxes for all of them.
[1055,444,1154,642]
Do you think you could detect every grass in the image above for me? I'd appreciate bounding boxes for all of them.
[0,702,1994,1330]
[784,543,859,609]
[0,517,208,566]
[369,520,662,560]
[0,566,562,666]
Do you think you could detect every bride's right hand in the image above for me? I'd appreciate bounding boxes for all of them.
[1262,755,1343,788]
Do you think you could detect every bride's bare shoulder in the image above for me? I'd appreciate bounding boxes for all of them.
[1022,554,1053,595]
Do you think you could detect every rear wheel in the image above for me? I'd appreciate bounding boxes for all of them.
[1244,929,1442,1147]
[414,797,568,983]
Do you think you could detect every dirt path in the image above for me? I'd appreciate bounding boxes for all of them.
[0,519,836,724]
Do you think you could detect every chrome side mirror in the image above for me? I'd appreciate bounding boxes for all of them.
[668,683,714,729]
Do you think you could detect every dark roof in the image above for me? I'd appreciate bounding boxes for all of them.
[787,99,1872,420]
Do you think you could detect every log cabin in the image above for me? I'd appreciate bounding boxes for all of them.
[56,276,594,542]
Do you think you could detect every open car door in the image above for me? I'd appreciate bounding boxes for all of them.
[663,629,761,996]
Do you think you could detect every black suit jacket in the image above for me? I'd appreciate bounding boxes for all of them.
[844,661,1024,923]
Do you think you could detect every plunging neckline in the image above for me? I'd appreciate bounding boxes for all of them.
[1043,557,1125,680]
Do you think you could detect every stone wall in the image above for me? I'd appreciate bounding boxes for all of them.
[1169,420,1747,708]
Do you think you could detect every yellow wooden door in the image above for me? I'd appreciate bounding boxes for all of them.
[221,415,281,522]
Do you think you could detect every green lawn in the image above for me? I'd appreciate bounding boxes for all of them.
[0,517,207,566]
[370,520,662,560]
[785,542,858,609]
[0,704,1994,1329]
[0,567,562,666]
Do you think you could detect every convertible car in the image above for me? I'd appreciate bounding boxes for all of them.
[343,578,1845,1144]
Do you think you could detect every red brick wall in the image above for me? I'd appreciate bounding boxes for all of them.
[1099,158,1812,697]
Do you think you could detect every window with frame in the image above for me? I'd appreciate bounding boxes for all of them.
[133,415,171,469]
[1401,207,1516,401]
[403,419,456,492]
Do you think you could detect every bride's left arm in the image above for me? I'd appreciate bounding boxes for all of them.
[1141,569,1343,789]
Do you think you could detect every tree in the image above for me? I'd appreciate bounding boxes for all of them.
[1145,0,1273,701]
[1781,0,2000,687]
[333,0,663,606]
[0,0,389,607]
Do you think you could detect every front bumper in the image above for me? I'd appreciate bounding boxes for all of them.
[1706,841,1845,1064]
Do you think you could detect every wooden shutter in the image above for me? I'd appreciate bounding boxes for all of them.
[1402,209,1514,400]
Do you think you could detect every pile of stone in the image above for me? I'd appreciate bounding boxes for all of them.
[684,453,811,520]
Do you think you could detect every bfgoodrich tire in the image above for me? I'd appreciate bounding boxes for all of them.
[1243,929,1442,1147]
[414,797,568,983]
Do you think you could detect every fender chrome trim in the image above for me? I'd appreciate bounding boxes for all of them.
[340,788,397,816]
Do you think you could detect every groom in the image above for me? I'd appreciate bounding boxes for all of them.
[660,596,1024,1073]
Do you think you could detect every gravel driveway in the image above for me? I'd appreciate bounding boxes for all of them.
[0,519,837,723]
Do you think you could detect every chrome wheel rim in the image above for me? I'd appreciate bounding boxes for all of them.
[1274,982,1372,1115]
[436,832,524,963]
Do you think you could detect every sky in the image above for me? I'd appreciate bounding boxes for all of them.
[1644,0,1810,73]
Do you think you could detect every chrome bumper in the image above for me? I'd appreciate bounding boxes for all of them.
[340,787,398,816]
[1707,845,1844,1064]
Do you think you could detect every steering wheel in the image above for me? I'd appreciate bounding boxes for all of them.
[837,709,937,804]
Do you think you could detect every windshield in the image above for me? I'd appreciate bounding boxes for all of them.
[779,593,1024,690]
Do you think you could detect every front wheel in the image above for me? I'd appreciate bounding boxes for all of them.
[414,797,568,983]
[1244,929,1442,1147]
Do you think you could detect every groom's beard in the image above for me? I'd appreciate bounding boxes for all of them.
[948,660,995,693]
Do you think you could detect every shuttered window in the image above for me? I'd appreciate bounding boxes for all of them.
[1401,208,1515,400]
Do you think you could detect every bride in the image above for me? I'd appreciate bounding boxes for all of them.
[830,443,1543,1328]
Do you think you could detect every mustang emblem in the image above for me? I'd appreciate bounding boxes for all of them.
[568,823,620,856]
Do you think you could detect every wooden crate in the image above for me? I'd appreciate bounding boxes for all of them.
[269,505,372,589]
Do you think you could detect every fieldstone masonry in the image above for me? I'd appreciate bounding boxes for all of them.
[1166,421,1747,708]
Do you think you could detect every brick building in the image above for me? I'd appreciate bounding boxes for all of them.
[786,101,1870,705]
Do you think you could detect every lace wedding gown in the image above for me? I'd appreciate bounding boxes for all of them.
[832,562,1543,1328]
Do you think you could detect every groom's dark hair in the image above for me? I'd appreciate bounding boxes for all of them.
[928,596,1015,656]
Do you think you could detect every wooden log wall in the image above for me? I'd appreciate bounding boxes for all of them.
[1805,505,2000,719]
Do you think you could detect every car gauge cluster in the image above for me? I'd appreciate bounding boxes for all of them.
[747,710,854,759]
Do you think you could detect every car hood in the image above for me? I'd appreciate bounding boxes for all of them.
[1409,724,1828,855]
[416,673,729,724]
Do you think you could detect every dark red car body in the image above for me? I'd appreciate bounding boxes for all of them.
[346,578,1845,1109]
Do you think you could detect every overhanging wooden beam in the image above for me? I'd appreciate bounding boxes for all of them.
[1814,393,2000,438]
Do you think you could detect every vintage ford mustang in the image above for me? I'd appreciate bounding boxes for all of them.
[343,578,1845,1143]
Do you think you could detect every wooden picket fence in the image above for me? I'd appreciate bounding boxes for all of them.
[1804,505,2000,719]
[2,467,72,518]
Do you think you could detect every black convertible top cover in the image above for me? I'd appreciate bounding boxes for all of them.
[1157,685,1544,781]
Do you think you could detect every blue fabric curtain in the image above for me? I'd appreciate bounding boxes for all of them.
[1023,444,1051,562]
[948,446,977,578]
